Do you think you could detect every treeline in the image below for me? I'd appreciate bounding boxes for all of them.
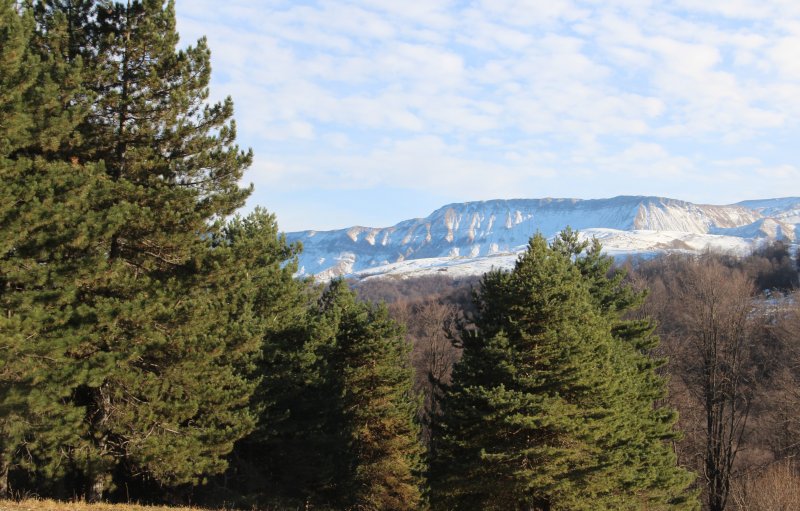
[366,241,800,511]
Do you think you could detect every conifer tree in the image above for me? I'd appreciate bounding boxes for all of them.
[212,210,316,506]
[242,287,341,508]
[0,1,38,496]
[320,280,424,511]
[250,280,423,510]
[552,230,697,509]
[1,0,102,496]
[14,0,262,500]
[431,233,697,511]
[0,1,34,155]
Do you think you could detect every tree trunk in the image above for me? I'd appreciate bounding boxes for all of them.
[0,454,9,499]
[88,471,106,503]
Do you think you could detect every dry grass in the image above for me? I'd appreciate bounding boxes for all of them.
[0,499,224,511]
[731,461,800,511]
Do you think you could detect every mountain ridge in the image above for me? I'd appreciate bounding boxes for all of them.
[285,195,800,280]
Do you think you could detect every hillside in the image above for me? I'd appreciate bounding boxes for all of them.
[285,196,800,280]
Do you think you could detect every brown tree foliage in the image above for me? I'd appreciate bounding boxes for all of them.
[631,252,800,510]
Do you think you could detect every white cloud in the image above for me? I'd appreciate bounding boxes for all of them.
[712,157,762,167]
[756,164,800,179]
[672,0,800,20]
[769,36,800,78]
[175,0,800,230]
[595,143,694,178]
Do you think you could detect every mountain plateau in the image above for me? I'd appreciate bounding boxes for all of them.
[284,196,800,280]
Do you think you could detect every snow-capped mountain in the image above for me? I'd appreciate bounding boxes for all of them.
[285,196,800,280]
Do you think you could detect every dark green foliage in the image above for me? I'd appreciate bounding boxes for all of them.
[216,216,321,509]
[248,280,423,511]
[554,229,698,509]
[320,281,423,510]
[0,0,35,156]
[0,0,102,495]
[1,1,42,495]
[431,232,697,511]
[45,0,257,497]
[1,0,271,501]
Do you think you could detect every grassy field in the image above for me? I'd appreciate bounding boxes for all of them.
[0,500,222,511]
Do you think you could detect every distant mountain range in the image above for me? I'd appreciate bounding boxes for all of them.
[284,196,800,280]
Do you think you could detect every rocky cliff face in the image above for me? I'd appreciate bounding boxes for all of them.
[285,196,800,280]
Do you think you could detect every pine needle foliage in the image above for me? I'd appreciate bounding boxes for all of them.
[431,232,697,511]
[1,0,102,496]
[249,280,424,511]
[552,229,698,510]
[319,280,424,511]
[2,0,275,500]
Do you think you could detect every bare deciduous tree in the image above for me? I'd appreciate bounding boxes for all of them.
[389,296,463,450]
[662,257,757,511]
[765,290,800,460]
[406,301,461,448]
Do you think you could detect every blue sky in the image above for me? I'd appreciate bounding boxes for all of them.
[175,0,800,231]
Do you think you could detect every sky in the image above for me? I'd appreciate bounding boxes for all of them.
[174,0,800,232]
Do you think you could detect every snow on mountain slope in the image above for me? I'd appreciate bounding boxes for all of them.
[736,198,800,229]
[712,218,797,241]
[736,197,800,216]
[285,196,799,280]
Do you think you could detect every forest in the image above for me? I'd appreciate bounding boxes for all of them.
[2,1,799,510]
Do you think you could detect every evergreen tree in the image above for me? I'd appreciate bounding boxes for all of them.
[431,233,697,511]
[0,1,39,496]
[9,0,261,500]
[241,288,340,508]
[0,1,34,156]
[320,280,423,511]
[552,229,697,509]
[211,211,316,508]
[250,280,424,511]
[1,0,102,497]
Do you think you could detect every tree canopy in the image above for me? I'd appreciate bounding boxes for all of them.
[431,232,697,511]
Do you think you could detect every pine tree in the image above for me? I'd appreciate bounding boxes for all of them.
[320,280,424,511]
[1,0,102,497]
[0,1,38,496]
[12,0,261,500]
[209,210,316,507]
[552,229,697,509]
[249,280,424,510]
[241,288,341,508]
[431,233,697,511]
[0,0,35,155]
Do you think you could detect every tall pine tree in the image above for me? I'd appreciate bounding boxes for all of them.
[552,229,697,509]
[431,233,697,511]
[248,280,424,511]
[320,280,423,511]
[207,209,314,507]
[12,0,263,500]
[1,0,103,497]
[0,1,39,496]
